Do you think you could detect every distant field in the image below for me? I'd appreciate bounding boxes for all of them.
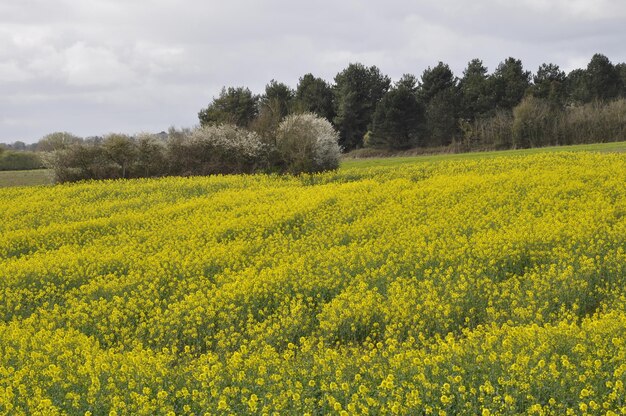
[0,142,625,188]
[0,169,51,188]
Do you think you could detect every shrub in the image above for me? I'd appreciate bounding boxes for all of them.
[561,99,626,144]
[511,96,558,148]
[133,133,167,177]
[41,116,343,183]
[463,110,514,149]
[102,133,138,179]
[167,124,267,176]
[275,113,341,174]
[463,98,626,150]
[42,143,115,183]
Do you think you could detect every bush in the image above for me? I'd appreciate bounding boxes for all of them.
[41,117,342,183]
[561,99,626,144]
[462,98,626,150]
[463,110,514,149]
[134,133,167,177]
[275,113,341,174]
[167,124,267,176]
[512,96,558,148]
[103,134,138,179]
[41,143,116,183]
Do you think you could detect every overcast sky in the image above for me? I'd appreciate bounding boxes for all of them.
[1,0,625,143]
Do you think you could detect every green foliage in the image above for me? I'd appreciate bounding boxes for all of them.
[425,89,460,146]
[42,143,115,183]
[0,151,43,171]
[461,110,514,149]
[9,141,26,151]
[333,63,391,151]
[294,73,335,121]
[395,73,419,93]
[531,63,566,106]
[617,63,626,97]
[464,98,626,149]
[261,79,293,120]
[459,59,494,120]
[566,55,622,105]
[566,68,591,104]
[368,79,425,150]
[418,61,456,103]
[491,57,531,110]
[586,53,621,101]
[559,99,626,144]
[198,86,258,128]
[419,62,461,146]
[134,133,167,177]
[43,116,343,182]
[251,80,295,141]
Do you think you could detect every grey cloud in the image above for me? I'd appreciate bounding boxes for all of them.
[1,0,625,142]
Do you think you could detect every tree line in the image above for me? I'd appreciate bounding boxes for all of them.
[0,145,42,171]
[198,53,626,151]
[3,53,625,176]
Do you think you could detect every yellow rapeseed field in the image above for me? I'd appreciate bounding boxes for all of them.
[1,151,626,415]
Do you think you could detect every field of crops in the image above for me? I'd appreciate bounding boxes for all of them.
[1,151,626,415]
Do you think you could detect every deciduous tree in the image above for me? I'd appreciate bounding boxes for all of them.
[37,132,83,152]
[103,134,138,179]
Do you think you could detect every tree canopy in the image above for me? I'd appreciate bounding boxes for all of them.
[191,53,626,154]
[198,87,258,128]
[294,74,335,121]
[531,63,566,106]
[459,59,493,120]
[491,57,531,110]
[333,63,391,150]
[369,79,425,150]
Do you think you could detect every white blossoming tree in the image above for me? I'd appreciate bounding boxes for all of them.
[275,113,341,174]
